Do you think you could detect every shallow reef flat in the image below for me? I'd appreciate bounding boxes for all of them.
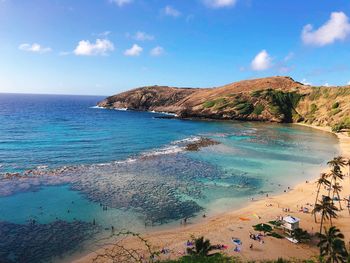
[0,151,261,225]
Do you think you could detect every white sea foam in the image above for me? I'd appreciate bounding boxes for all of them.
[141,145,184,158]
[148,110,178,117]
[90,105,106,109]
[114,108,128,111]
[113,158,137,164]
[140,136,201,158]
[171,136,201,145]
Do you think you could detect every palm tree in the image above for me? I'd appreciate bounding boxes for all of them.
[312,196,339,233]
[187,236,215,257]
[327,156,347,170]
[332,183,343,210]
[327,157,346,204]
[317,226,348,263]
[315,173,331,222]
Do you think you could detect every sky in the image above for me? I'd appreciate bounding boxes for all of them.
[1,0,350,95]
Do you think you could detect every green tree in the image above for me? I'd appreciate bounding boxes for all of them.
[292,228,311,243]
[312,196,338,234]
[317,226,348,263]
[187,236,215,257]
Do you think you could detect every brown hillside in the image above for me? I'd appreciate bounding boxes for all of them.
[98,76,350,132]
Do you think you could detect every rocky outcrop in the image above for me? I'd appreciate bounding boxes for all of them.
[185,138,220,151]
[98,86,202,114]
[98,76,350,129]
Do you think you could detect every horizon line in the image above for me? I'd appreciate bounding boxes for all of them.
[0,92,108,97]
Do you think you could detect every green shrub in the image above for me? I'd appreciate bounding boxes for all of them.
[268,220,282,227]
[292,228,311,243]
[203,101,215,108]
[235,102,254,115]
[330,108,341,116]
[310,103,317,114]
[264,89,303,122]
[251,90,263,97]
[322,89,330,98]
[331,117,350,132]
[253,104,264,115]
[267,232,284,239]
[253,223,272,232]
[163,254,237,263]
[332,102,340,109]
[214,98,229,110]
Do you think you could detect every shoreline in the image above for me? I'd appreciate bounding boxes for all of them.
[74,123,350,262]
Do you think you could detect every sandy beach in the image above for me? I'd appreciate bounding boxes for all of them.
[74,124,350,262]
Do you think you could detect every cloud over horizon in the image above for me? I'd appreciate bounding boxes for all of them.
[74,39,114,56]
[302,11,350,46]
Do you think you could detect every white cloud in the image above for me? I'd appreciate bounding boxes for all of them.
[163,5,181,17]
[347,81,350,85]
[150,46,165,56]
[18,43,52,53]
[110,0,132,7]
[204,0,237,8]
[124,44,143,56]
[301,79,312,86]
[74,39,114,56]
[134,31,154,41]
[324,83,330,87]
[302,12,350,46]
[251,50,272,71]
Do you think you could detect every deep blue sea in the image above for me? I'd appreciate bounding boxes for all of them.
[0,93,339,262]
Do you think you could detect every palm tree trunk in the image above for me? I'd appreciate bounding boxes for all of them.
[328,177,334,197]
[336,190,342,210]
[320,212,324,234]
[314,187,321,223]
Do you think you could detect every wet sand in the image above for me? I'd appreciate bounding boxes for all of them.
[74,124,350,262]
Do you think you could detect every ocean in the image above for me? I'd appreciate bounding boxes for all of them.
[0,93,339,262]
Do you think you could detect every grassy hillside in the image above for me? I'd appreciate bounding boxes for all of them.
[98,76,350,134]
[296,86,350,132]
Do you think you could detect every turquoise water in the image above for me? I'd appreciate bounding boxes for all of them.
[0,94,339,262]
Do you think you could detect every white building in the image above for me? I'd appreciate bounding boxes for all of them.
[282,216,300,234]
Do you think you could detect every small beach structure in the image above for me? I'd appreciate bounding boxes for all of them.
[282,216,300,235]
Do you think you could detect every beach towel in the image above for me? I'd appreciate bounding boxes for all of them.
[232,238,242,246]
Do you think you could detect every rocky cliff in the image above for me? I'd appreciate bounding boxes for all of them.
[98,76,350,132]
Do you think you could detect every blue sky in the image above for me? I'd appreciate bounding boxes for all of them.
[1,0,350,95]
